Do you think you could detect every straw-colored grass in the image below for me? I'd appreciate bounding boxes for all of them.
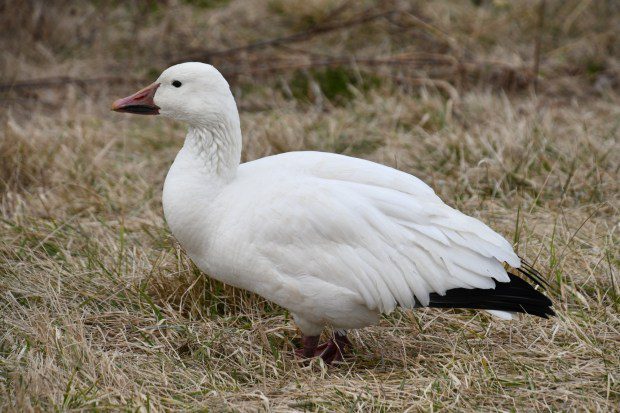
[1,1,618,411]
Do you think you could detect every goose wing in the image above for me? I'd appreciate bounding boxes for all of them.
[246,152,520,314]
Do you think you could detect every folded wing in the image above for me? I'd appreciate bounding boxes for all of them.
[251,152,522,314]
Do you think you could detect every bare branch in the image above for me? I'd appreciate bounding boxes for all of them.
[0,76,143,92]
[171,8,399,64]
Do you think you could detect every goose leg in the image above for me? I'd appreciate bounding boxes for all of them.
[319,331,351,364]
[295,335,322,358]
[295,332,351,364]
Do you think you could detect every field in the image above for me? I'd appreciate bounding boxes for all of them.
[1,0,619,411]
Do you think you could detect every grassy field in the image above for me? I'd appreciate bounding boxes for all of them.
[1,0,619,411]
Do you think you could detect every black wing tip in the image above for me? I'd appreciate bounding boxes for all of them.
[515,299,556,318]
[426,266,556,319]
[517,257,551,289]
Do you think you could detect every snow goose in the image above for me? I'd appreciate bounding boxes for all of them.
[112,62,554,364]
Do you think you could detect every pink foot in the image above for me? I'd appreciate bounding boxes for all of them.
[295,332,351,364]
[294,342,327,358]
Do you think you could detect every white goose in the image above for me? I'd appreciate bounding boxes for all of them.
[113,62,553,363]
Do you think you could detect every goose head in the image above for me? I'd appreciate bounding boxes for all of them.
[112,62,237,128]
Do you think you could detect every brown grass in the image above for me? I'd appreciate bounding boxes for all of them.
[1,0,619,411]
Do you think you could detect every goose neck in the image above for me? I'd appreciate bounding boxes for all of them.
[184,118,242,182]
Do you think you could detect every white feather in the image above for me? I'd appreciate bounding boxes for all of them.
[486,310,515,320]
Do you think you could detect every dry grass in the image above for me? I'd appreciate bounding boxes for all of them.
[1,0,619,411]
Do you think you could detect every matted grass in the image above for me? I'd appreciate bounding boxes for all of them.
[1,1,618,411]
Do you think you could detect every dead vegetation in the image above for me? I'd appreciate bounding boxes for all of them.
[0,0,618,411]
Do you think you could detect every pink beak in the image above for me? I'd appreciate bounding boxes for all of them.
[111,83,160,115]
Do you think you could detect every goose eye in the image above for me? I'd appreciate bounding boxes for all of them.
[172,80,182,88]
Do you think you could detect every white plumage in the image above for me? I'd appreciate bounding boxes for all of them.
[112,62,552,362]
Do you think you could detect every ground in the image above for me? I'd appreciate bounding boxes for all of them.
[0,0,618,411]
